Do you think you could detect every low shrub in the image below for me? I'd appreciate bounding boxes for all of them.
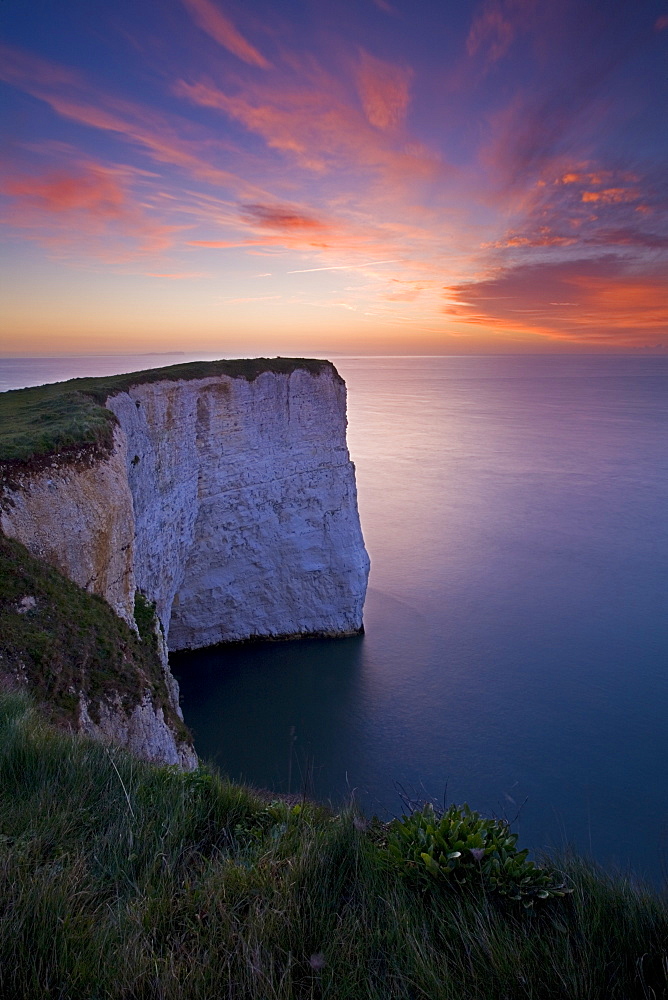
[382,801,571,904]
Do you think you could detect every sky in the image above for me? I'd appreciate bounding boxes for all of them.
[1,0,667,356]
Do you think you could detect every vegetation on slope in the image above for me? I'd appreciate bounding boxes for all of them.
[0,357,338,468]
[0,534,187,740]
[0,692,666,1000]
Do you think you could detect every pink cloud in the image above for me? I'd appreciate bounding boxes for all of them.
[0,41,486,302]
[371,0,398,14]
[180,0,270,68]
[187,239,268,247]
[467,2,515,62]
[0,41,79,90]
[0,43,267,198]
[239,203,327,231]
[0,42,456,278]
[355,50,412,130]
[2,161,179,256]
[174,69,441,190]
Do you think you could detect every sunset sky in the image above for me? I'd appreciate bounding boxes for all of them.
[1,0,666,356]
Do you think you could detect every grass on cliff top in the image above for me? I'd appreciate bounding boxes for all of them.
[0,357,337,466]
[0,533,188,741]
[1,692,667,1000]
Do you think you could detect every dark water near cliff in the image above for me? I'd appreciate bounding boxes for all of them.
[172,354,668,883]
[3,354,668,881]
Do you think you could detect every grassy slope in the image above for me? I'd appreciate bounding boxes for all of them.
[0,357,337,467]
[0,534,187,740]
[0,693,666,1000]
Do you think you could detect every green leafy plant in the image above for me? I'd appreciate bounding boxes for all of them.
[383,802,571,905]
[233,800,304,847]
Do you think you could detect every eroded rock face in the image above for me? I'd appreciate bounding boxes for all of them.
[1,362,369,766]
[107,367,369,650]
[0,425,136,626]
[79,694,198,771]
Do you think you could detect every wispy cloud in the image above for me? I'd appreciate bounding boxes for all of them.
[2,159,180,257]
[466,1,517,63]
[223,294,281,303]
[145,271,206,279]
[240,203,327,231]
[174,59,440,187]
[180,0,270,68]
[371,0,399,14]
[355,49,412,130]
[1,1,664,352]
[287,259,401,273]
[0,43,267,198]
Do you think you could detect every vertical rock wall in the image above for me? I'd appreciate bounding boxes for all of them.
[107,367,369,650]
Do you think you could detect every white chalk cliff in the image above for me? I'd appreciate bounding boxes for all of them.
[1,360,370,766]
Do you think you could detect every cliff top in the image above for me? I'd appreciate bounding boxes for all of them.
[0,357,340,468]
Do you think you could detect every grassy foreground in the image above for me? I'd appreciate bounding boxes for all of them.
[1,694,666,999]
[0,358,336,468]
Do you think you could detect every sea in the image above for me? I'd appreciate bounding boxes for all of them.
[2,353,667,883]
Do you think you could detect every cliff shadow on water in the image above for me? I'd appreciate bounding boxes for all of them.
[169,586,439,812]
[171,631,367,800]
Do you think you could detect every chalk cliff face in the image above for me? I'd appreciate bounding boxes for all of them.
[1,360,369,767]
[0,425,136,626]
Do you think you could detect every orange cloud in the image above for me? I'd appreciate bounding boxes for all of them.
[567,273,668,331]
[180,0,270,68]
[445,258,668,346]
[482,234,577,248]
[481,161,666,255]
[558,170,619,186]
[355,50,412,130]
[581,188,640,204]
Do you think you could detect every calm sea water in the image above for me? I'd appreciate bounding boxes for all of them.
[3,354,667,881]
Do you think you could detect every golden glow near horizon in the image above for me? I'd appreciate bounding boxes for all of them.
[0,0,666,356]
